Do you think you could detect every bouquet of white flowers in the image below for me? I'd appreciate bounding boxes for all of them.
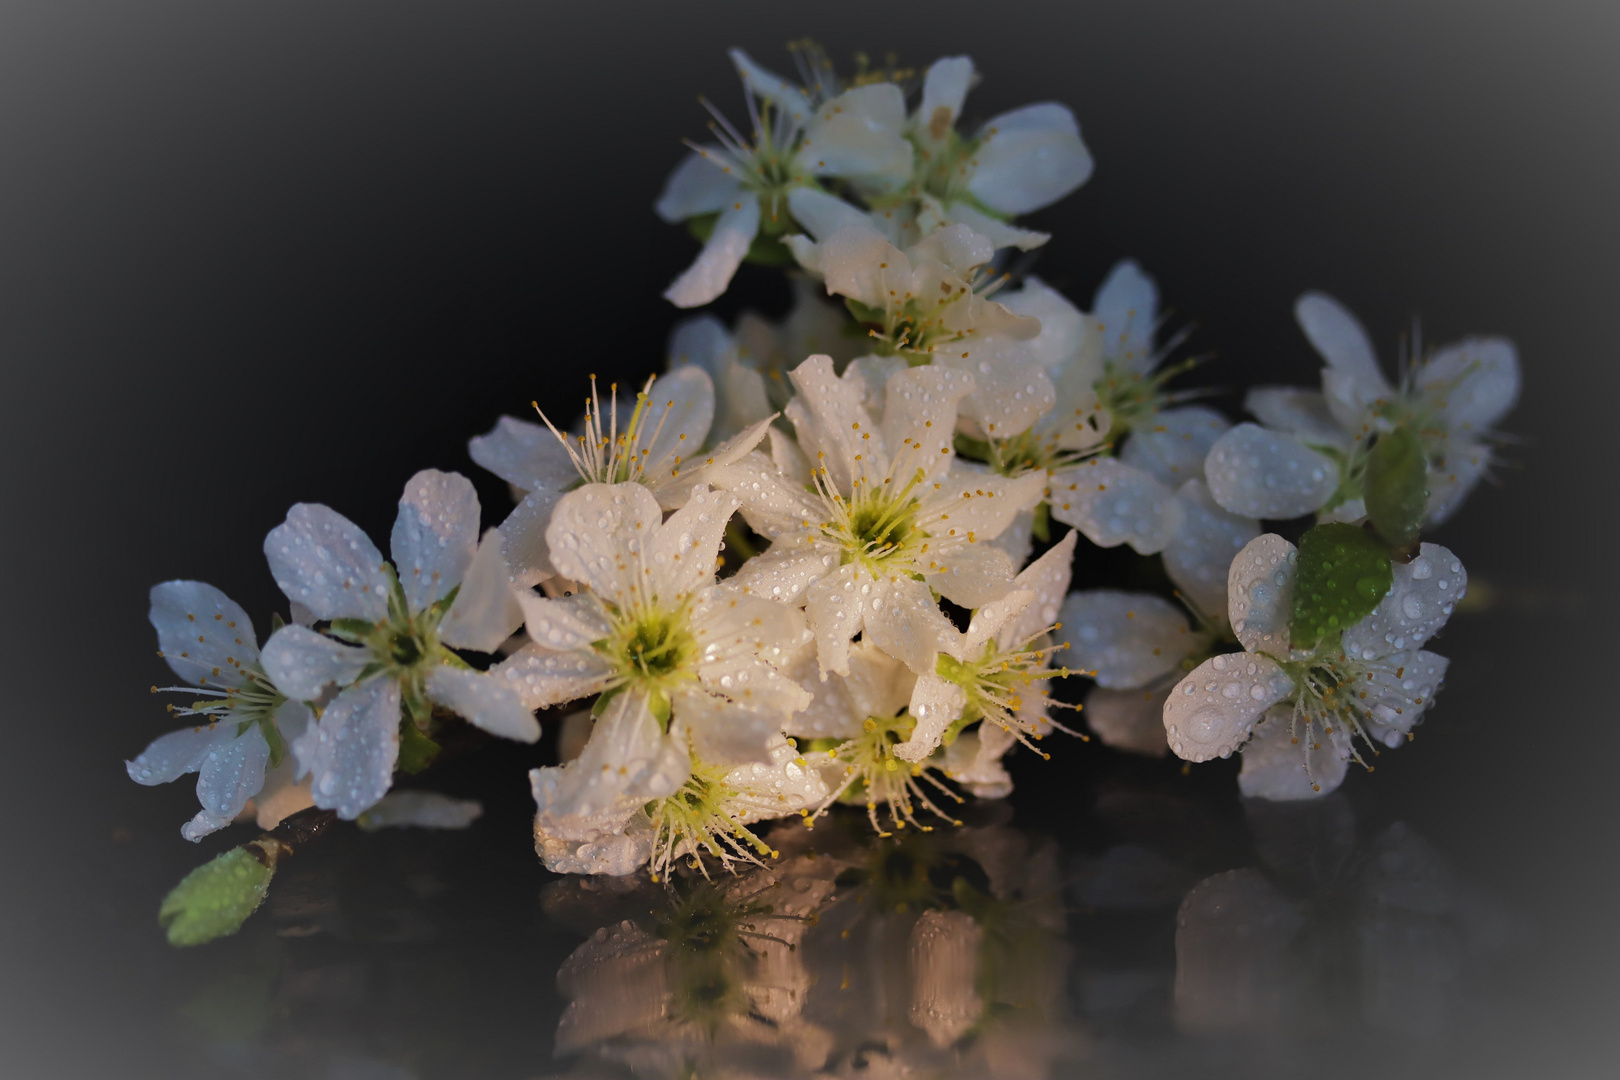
[133,43,1517,946]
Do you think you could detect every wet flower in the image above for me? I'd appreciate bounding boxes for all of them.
[259,470,539,819]
[128,581,313,841]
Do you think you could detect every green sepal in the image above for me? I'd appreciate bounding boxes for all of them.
[269,612,286,635]
[1364,425,1429,550]
[236,717,287,769]
[591,683,626,718]
[1288,523,1394,652]
[327,618,377,644]
[953,433,992,463]
[1031,500,1052,543]
[426,583,462,623]
[647,689,673,729]
[844,297,886,325]
[159,846,276,947]
[940,714,974,748]
[397,716,441,774]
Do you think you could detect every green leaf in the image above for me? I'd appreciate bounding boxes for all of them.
[397,718,440,774]
[1364,425,1429,550]
[1288,524,1394,652]
[159,846,276,947]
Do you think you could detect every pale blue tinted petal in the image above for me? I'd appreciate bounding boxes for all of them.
[1162,480,1260,619]
[1049,457,1181,554]
[1092,259,1157,375]
[1227,533,1298,655]
[261,625,369,701]
[1294,291,1389,398]
[1059,590,1194,689]
[468,415,578,493]
[149,580,257,690]
[1205,423,1338,520]
[1122,405,1231,485]
[391,469,479,612]
[1341,544,1465,660]
[968,102,1092,215]
[426,665,540,743]
[654,147,745,222]
[664,196,760,308]
[194,723,270,818]
[1243,386,1348,448]
[126,724,225,786]
[438,528,524,653]
[1164,652,1293,763]
[1237,706,1349,801]
[264,503,390,622]
[293,676,402,820]
[1417,336,1520,434]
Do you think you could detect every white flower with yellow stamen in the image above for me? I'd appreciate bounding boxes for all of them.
[711,355,1046,679]
[898,530,1081,764]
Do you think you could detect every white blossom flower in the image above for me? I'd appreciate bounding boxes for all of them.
[128,581,314,841]
[711,355,1045,678]
[1207,291,1519,524]
[898,530,1080,763]
[259,470,539,819]
[469,365,770,586]
[656,48,913,307]
[1163,534,1464,797]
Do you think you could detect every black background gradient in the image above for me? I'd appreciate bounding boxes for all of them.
[1,2,1616,1077]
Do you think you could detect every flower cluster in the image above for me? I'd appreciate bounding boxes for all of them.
[132,42,1517,919]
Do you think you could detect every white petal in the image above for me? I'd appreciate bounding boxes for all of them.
[960,588,1033,659]
[264,503,391,622]
[1204,423,1338,520]
[785,353,882,491]
[922,467,1047,544]
[1092,259,1158,376]
[654,147,745,222]
[426,665,540,742]
[496,487,563,588]
[488,641,613,710]
[804,84,911,187]
[722,736,831,820]
[937,343,1055,441]
[358,791,484,830]
[1341,544,1465,659]
[865,574,959,675]
[646,485,737,598]
[535,814,654,877]
[1163,653,1294,762]
[1084,682,1171,757]
[998,277,1093,374]
[1425,440,1491,526]
[941,724,1014,799]
[708,450,822,540]
[814,224,901,311]
[194,723,271,818]
[1243,386,1349,449]
[637,365,716,495]
[729,543,835,606]
[516,592,611,651]
[896,674,967,762]
[676,689,780,766]
[785,186,873,243]
[1226,533,1299,655]
[1121,406,1230,486]
[545,483,664,606]
[1049,457,1182,554]
[1417,337,1519,434]
[1162,480,1260,620]
[148,581,258,690]
[539,691,684,827]
[728,48,813,126]
[1001,529,1077,647]
[987,506,1035,569]
[915,56,974,144]
[925,541,1016,610]
[468,415,579,492]
[908,222,996,278]
[293,676,403,819]
[391,469,479,612]
[664,196,760,308]
[439,528,525,652]
[939,200,1049,251]
[967,103,1092,215]
[260,625,369,700]
[805,563,870,678]
[1360,650,1449,745]
[1237,706,1349,801]
[1294,291,1390,410]
[1059,590,1196,689]
[881,364,977,483]
[126,724,227,786]
[844,640,917,719]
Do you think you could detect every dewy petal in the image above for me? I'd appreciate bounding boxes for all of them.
[1425,440,1491,526]
[261,625,370,701]
[149,581,258,691]
[937,342,1056,440]
[194,722,271,819]
[804,84,911,187]
[708,451,822,540]
[1084,682,1172,758]
[1242,387,1350,450]
[545,483,664,606]
[391,469,480,612]
[922,467,1046,543]
[426,665,540,743]
[654,147,746,222]
[676,688,779,766]
[785,353,880,492]
[864,574,959,675]
[1204,423,1339,520]
[723,735,831,821]
[1121,406,1230,486]
[915,56,975,145]
[925,542,1016,610]
[1049,457,1182,554]
[987,505,1035,570]
[967,102,1093,215]
[815,224,901,311]
[1237,706,1349,801]
[729,542,835,605]
[999,529,1077,648]
[468,415,580,493]
[645,485,737,599]
[897,673,967,762]
[497,487,564,589]
[664,196,760,309]
[960,588,1033,659]
[1092,259,1158,376]
[999,277,1093,375]
[1417,336,1520,435]
[294,676,403,820]
[637,365,716,494]
[439,528,525,652]
[126,724,227,786]
[881,363,975,484]
[805,562,871,678]
[908,223,996,279]
[1163,653,1293,763]
[1227,533,1299,655]
[541,690,683,825]
[1359,649,1448,746]
[1294,291,1391,407]
[1059,590,1196,689]
[488,642,613,710]
[517,591,612,653]
[1162,480,1260,620]
[179,809,237,844]
[1341,544,1465,660]
[264,503,391,622]
[728,47,813,126]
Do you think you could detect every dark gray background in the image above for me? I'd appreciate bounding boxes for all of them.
[1,1,1615,1077]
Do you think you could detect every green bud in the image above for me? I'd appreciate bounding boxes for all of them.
[1364,425,1429,550]
[1288,523,1394,652]
[159,845,278,947]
